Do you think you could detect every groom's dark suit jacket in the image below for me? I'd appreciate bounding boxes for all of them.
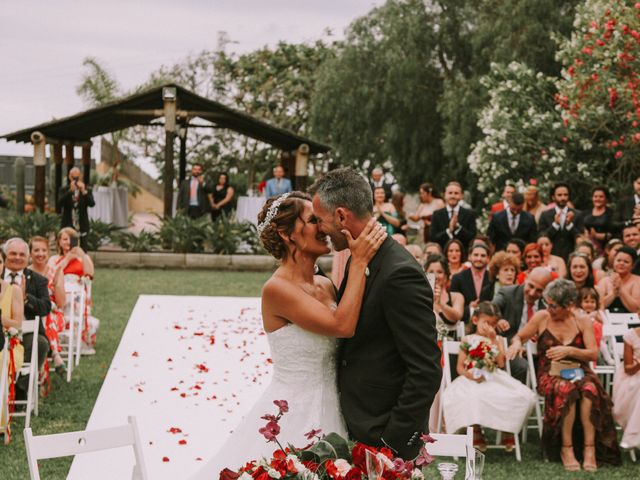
[337,237,442,460]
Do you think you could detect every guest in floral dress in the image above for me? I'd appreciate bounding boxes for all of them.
[507,279,621,472]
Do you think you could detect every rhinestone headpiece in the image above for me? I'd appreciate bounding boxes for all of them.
[257,192,292,235]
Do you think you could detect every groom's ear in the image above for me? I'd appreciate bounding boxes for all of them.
[335,207,349,227]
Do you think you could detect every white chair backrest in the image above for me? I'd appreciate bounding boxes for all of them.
[526,341,538,390]
[21,319,38,335]
[602,323,629,337]
[602,323,630,366]
[605,311,638,325]
[425,426,474,457]
[24,416,148,480]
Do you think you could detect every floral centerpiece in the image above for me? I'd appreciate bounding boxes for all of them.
[220,400,435,480]
[460,336,499,374]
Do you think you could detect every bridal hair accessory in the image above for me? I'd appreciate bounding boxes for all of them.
[257,192,292,235]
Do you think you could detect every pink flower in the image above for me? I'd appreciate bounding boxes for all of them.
[393,458,406,472]
[258,421,281,442]
[615,151,623,159]
[420,433,436,444]
[414,447,434,467]
[304,428,322,440]
[273,400,289,414]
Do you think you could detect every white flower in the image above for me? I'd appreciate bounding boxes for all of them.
[239,473,253,480]
[411,468,425,480]
[333,459,352,476]
[268,468,282,479]
[286,454,307,473]
[376,452,395,470]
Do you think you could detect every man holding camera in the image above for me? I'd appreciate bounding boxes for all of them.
[59,167,95,252]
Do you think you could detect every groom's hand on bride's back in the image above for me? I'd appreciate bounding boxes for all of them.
[343,218,387,264]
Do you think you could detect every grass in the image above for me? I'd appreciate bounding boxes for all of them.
[1,268,637,479]
[0,269,270,480]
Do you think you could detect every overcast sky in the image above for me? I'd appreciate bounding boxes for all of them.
[0,0,382,158]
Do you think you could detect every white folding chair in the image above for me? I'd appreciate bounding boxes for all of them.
[24,415,149,480]
[12,319,40,429]
[593,323,629,393]
[60,281,86,381]
[425,426,474,477]
[605,310,638,326]
[522,341,543,443]
[439,337,523,461]
[0,338,10,444]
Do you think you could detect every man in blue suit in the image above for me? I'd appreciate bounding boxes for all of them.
[265,165,292,198]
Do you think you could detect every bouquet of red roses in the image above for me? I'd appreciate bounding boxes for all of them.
[220,400,435,480]
[461,336,499,373]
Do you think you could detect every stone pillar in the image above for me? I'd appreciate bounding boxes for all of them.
[81,143,92,185]
[52,144,63,213]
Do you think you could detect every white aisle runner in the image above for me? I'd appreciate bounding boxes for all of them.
[68,295,272,480]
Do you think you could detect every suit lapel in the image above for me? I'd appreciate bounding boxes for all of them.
[361,237,393,304]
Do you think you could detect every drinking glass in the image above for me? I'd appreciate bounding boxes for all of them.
[465,445,485,480]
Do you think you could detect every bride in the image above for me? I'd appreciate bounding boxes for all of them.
[191,191,386,479]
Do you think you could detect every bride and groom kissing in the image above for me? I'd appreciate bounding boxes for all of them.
[191,168,442,479]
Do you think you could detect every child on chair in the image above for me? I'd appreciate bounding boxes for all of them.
[442,302,536,452]
[577,287,614,365]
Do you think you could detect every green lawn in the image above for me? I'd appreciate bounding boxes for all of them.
[1,269,637,479]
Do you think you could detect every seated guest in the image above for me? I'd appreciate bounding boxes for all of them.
[423,242,443,259]
[373,187,400,235]
[442,302,535,452]
[29,236,66,376]
[622,223,640,274]
[488,192,537,251]
[2,238,51,400]
[537,234,567,278]
[507,279,621,470]
[539,183,584,261]
[264,165,292,199]
[425,254,464,333]
[48,228,97,354]
[574,241,606,283]
[430,182,477,250]
[612,324,640,451]
[506,238,526,270]
[597,246,640,314]
[567,252,596,290]
[517,243,545,284]
[583,186,615,255]
[577,287,613,365]
[450,244,492,324]
[593,238,622,273]
[493,267,553,383]
[487,251,520,299]
[444,238,466,277]
[408,183,445,243]
[0,249,25,433]
[404,244,423,264]
[523,185,547,223]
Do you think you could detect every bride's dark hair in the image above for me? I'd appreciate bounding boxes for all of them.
[258,191,311,261]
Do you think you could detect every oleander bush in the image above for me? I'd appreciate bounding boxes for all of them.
[0,210,60,242]
[205,211,260,255]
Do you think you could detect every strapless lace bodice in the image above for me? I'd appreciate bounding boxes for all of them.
[268,323,338,386]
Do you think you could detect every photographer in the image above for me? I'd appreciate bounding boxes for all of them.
[58,167,95,252]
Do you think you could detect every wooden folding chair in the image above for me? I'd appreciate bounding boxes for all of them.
[12,319,40,429]
[439,337,523,461]
[24,416,149,480]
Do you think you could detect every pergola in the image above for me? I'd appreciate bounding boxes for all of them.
[2,84,331,217]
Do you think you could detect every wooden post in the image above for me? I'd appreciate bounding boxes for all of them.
[178,125,187,186]
[294,144,310,191]
[64,143,75,180]
[31,131,47,212]
[52,144,63,213]
[162,86,177,218]
[81,143,92,185]
[15,157,25,215]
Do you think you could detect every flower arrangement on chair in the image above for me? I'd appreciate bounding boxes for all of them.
[220,400,436,480]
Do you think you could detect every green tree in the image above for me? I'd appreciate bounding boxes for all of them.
[311,0,444,192]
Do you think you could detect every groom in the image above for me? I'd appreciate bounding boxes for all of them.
[309,168,442,460]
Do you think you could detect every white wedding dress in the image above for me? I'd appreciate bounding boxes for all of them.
[190,323,347,479]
